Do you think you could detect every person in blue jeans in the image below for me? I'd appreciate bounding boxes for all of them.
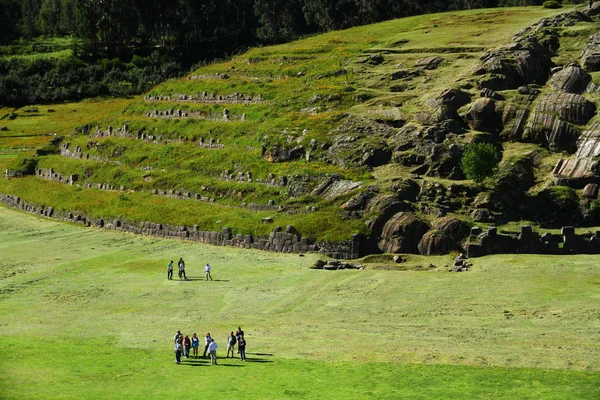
[238,336,246,361]
[191,333,200,358]
[167,260,173,280]
[174,338,183,364]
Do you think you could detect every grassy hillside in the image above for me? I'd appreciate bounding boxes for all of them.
[0,206,599,398]
[1,4,598,248]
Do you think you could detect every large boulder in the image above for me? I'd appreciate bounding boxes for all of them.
[365,194,412,235]
[550,63,591,94]
[581,33,600,71]
[341,187,378,211]
[418,230,455,255]
[474,36,554,90]
[312,175,363,200]
[415,56,444,70]
[389,179,420,202]
[378,212,429,253]
[432,216,470,243]
[553,157,600,188]
[499,103,529,141]
[464,98,501,134]
[524,93,596,153]
[426,88,471,110]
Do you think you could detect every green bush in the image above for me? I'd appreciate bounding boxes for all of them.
[543,1,562,8]
[460,143,501,184]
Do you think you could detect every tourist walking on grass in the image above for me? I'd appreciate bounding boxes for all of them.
[183,335,191,358]
[174,338,183,364]
[178,257,187,280]
[167,260,174,280]
[204,263,213,281]
[203,332,212,357]
[226,331,236,358]
[208,339,218,365]
[191,333,200,358]
[238,336,246,361]
[173,330,181,343]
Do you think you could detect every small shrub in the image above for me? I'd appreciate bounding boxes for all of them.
[543,1,562,8]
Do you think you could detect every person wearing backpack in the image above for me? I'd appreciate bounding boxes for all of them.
[226,331,236,358]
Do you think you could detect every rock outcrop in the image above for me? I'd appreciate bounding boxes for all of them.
[378,212,429,253]
[550,63,591,93]
[581,33,600,71]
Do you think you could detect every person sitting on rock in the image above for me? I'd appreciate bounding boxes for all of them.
[454,253,466,267]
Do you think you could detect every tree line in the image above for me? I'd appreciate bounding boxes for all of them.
[1,0,554,62]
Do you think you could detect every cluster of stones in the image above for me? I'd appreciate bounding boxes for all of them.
[151,189,215,203]
[145,108,246,122]
[144,92,265,105]
[221,170,288,187]
[4,169,25,178]
[82,183,123,191]
[467,225,600,257]
[312,259,364,270]
[90,125,225,148]
[35,168,77,185]
[243,200,284,212]
[60,143,115,164]
[89,125,133,139]
[189,74,230,80]
[197,137,225,149]
[0,193,360,258]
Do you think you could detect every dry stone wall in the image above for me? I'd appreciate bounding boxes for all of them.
[467,225,600,257]
[0,193,360,259]
[145,107,246,122]
[144,92,265,105]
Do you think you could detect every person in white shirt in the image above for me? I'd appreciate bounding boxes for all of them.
[204,263,213,281]
[208,339,218,365]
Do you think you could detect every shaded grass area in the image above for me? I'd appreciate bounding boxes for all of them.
[0,206,599,398]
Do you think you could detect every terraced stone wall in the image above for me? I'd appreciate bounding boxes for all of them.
[0,193,360,259]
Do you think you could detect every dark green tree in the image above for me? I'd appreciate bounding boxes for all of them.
[461,142,501,184]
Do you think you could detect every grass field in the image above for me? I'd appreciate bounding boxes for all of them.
[0,205,599,399]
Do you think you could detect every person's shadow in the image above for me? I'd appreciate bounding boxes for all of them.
[179,277,230,282]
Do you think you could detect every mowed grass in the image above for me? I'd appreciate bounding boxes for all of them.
[0,206,599,399]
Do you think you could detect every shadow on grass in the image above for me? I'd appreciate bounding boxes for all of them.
[176,277,230,282]
[245,358,273,363]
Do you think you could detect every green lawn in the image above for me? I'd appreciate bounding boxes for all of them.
[0,206,598,399]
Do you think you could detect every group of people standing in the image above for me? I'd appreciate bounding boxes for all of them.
[173,327,246,365]
[167,258,213,281]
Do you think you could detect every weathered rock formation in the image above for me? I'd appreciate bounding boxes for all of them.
[378,212,429,253]
[581,32,600,71]
[550,63,591,94]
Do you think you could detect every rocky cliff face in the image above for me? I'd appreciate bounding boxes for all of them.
[318,7,600,255]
